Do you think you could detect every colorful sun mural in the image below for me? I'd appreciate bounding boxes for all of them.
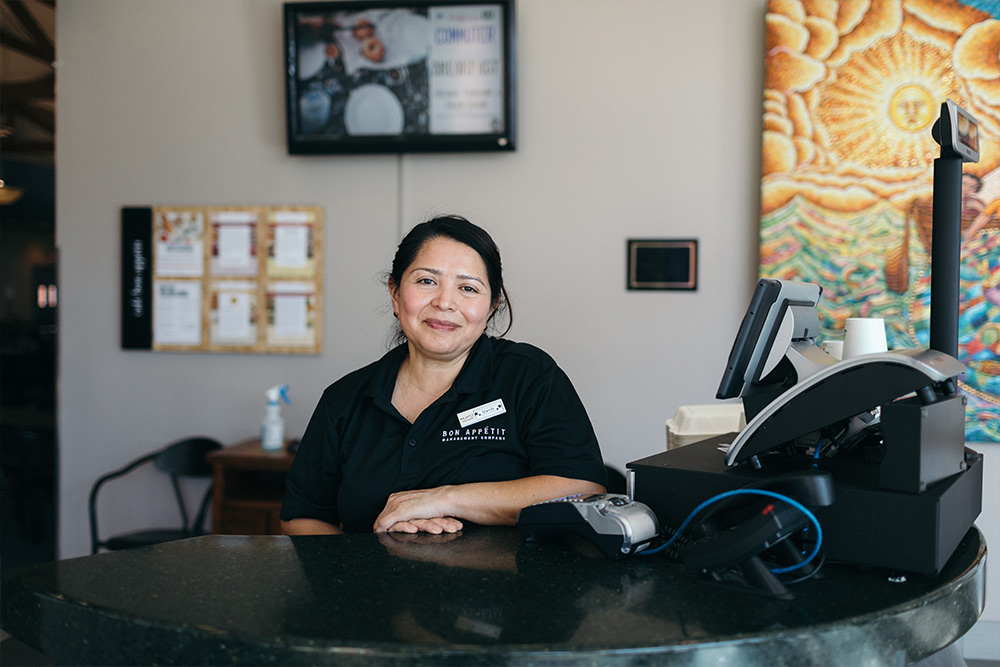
[760,0,1000,441]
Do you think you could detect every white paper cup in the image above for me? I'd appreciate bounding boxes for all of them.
[820,340,844,360]
[842,318,888,359]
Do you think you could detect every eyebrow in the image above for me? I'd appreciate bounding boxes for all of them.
[411,267,486,285]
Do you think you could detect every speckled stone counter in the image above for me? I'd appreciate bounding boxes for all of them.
[0,526,986,666]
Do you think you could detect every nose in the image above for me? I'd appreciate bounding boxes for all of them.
[431,286,455,311]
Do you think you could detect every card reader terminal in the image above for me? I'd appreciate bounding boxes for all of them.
[516,493,660,559]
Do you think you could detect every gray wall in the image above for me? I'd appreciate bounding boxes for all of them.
[57,0,766,558]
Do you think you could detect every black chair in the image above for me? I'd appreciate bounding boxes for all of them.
[88,437,223,554]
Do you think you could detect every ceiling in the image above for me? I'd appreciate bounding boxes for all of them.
[1,0,55,225]
[1,0,55,161]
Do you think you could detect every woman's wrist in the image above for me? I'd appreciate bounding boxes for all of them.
[280,518,344,535]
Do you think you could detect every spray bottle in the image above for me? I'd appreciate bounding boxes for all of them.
[261,384,290,451]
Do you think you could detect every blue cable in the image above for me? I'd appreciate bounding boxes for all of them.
[640,488,823,575]
[812,438,824,466]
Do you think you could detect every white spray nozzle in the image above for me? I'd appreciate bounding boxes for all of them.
[266,384,290,405]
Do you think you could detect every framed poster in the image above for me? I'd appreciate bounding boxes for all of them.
[122,205,323,355]
[284,0,516,154]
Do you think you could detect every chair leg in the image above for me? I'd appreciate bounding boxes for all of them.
[192,484,215,536]
[170,474,190,533]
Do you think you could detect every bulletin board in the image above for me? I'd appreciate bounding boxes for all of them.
[121,205,322,354]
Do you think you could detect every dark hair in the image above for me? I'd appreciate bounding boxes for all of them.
[388,215,512,344]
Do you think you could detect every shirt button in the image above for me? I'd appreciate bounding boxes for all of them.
[408,439,417,447]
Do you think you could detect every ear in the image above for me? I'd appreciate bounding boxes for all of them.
[388,278,399,312]
[488,294,501,321]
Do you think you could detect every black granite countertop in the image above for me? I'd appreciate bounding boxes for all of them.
[0,526,986,666]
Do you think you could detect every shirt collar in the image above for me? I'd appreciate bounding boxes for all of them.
[363,343,408,403]
[362,334,495,403]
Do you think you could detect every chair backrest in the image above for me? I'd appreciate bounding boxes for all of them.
[154,437,221,477]
[89,437,223,554]
[156,437,223,534]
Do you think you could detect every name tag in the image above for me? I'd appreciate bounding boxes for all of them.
[458,399,506,428]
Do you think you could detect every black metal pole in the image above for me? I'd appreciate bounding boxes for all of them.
[929,157,962,359]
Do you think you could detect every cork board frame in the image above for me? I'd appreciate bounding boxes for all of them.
[122,205,323,355]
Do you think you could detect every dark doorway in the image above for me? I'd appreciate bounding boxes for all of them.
[1,0,58,571]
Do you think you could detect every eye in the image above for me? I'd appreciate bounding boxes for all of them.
[460,284,480,293]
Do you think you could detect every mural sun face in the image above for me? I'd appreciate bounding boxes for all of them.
[890,84,937,132]
[815,32,958,170]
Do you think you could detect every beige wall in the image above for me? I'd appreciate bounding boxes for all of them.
[55,0,998,644]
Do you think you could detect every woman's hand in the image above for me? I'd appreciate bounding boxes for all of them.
[374,487,464,534]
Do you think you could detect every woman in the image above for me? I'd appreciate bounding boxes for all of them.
[280,215,607,535]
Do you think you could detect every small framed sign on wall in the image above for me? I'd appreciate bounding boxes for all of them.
[626,239,698,291]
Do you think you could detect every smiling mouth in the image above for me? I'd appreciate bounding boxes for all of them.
[425,319,459,331]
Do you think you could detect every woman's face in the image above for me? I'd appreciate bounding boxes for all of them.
[390,236,496,364]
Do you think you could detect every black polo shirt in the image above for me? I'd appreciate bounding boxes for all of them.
[281,335,606,533]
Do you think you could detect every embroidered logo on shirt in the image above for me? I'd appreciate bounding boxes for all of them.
[457,399,506,428]
[441,426,507,442]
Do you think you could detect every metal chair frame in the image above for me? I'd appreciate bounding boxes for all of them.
[88,437,222,554]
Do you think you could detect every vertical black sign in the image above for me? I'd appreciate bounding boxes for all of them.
[121,207,153,349]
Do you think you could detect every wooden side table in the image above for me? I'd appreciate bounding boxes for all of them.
[207,439,294,535]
